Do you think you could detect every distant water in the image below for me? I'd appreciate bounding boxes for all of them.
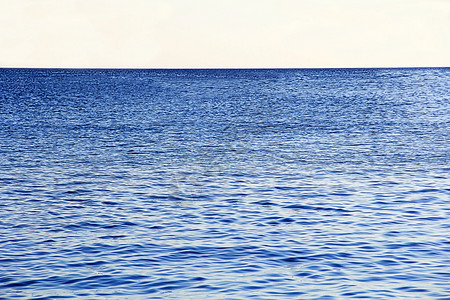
[0,68,449,299]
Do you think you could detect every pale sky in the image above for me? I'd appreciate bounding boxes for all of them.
[0,0,449,68]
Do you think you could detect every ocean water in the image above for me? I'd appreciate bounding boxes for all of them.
[0,68,449,299]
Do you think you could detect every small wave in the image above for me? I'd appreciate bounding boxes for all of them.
[284,204,351,213]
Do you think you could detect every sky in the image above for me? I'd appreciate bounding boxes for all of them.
[0,0,449,68]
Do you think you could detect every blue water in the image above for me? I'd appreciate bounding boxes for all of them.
[0,68,449,299]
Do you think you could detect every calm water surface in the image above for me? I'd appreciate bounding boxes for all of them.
[0,68,449,299]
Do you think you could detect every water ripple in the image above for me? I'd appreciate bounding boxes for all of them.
[0,68,449,299]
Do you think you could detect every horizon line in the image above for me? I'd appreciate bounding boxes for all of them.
[1,66,449,70]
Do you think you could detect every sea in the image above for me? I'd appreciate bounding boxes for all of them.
[0,68,449,299]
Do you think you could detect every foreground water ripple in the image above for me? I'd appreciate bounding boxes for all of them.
[0,68,449,299]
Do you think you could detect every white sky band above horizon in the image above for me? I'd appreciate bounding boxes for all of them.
[0,0,449,68]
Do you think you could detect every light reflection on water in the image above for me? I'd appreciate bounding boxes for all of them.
[0,68,449,299]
